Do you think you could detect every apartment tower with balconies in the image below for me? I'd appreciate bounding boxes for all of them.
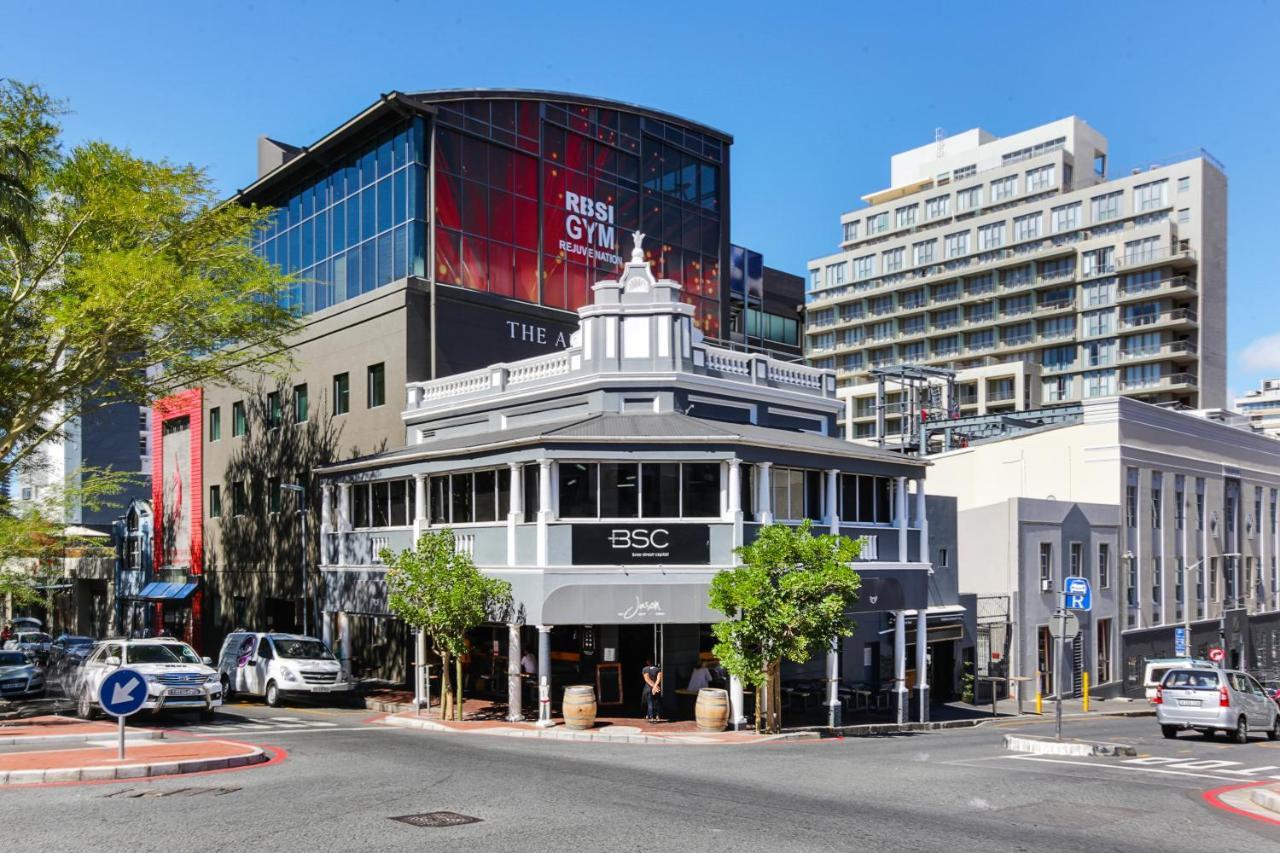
[806,118,1226,439]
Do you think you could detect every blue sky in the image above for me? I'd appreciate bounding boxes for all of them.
[4,0,1279,397]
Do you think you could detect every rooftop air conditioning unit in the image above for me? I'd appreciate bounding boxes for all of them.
[1040,578,1055,593]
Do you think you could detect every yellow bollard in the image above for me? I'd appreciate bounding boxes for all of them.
[1083,672,1090,712]
[1035,690,1043,715]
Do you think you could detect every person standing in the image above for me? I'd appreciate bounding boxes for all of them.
[641,657,663,722]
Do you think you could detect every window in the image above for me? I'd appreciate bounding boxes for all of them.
[1175,477,1186,530]
[839,473,894,524]
[809,268,821,291]
[944,231,969,259]
[1124,237,1161,264]
[1096,618,1112,684]
[953,164,976,181]
[1012,212,1042,242]
[1196,478,1205,530]
[1151,472,1162,528]
[1070,542,1082,576]
[367,362,386,408]
[1041,344,1076,369]
[866,212,889,235]
[842,220,859,242]
[1083,278,1115,307]
[853,255,875,280]
[1039,542,1053,585]
[978,222,1005,250]
[1051,202,1081,232]
[208,407,221,441]
[1091,191,1122,222]
[1134,179,1168,212]
[267,391,282,429]
[912,240,936,266]
[293,383,309,423]
[269,477,282,514]
[925,195,950,219]
[895,204,918,229]
[882,247,904,273]
[938,547,949,568]
[1177,208,1190,224]
[232,401,247,437]
[825,262,847,286]
[333,373,350,415]
[209,485,221,517]
[1042,375,1072,402]
[1025,164,1055,192]
[1084,339,1115,367]
[557,461,721,519]
[1126,483,1138,527]
[1177,176,1190,193]
[1082,308,1114,337]
[1098,543,1111,589]
[232,481,248,516]
[990,175,1017,202]
[956,186,982,211]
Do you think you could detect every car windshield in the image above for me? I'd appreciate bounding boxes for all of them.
[272,639,333,660]
[1164,670,1220,688]
[61,637,93,647]
[156,643,202,665]
[22,633,52,644]
[125,645,181,664]
[0,651,27,666]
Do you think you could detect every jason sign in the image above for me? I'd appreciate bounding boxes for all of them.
[560,191,620,266]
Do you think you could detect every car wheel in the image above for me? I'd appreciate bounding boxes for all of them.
[265,681,281,708]
[1268,715,1279,741]
[77,688,97,721]
[220,675,234,701]
[1161,725,1179,739]
[1232,716,1249,744]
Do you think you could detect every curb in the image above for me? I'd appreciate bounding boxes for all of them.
[1003,733,1136,756]
[0,730,165,747]
[380,714,816,745]
[1252,786,1280,816]
[0,746,269,786]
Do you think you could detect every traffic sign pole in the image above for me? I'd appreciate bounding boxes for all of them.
[118,714,126,760]
[97,668,149,760]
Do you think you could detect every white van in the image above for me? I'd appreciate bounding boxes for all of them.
[217,632,351,707]
[1143,657,1216,701]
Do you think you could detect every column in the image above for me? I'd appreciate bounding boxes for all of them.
[896,476,908,562]
[826,469,840,535]
[507,463,522,567]
[320,484,334,535]
[756,462,773,524]
[893,610,908,724]
[536,624,554,727]
[825,638,842,728]
[915,478,929,567]
[915,610,929,723]
[537,460,553,567]
[727,459,744,551]
[415,629,428,710]
[338,482,352,564]
[413,473,427,543]
[729,674,746,731]
[321,610,333,648]
[336,611,352,675]
[506,623,523,722]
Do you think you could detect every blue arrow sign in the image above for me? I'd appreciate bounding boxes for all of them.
[1063,575,1092,612]
[98,668,148,717]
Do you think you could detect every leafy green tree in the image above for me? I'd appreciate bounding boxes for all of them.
[382,529,513,721]
[0,79,297,490]
[709,520,862,733]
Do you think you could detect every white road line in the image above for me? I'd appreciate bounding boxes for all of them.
[1002,754,1259,781]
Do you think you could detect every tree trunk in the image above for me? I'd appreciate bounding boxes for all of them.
[439,649,452,720]
[455,655,463,721]
[754,683,763,734]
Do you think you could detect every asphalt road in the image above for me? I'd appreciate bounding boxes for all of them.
[3,701,1279,852]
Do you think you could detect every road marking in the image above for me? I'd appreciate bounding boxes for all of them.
[1003,755,1243,781]
[1120,756,1280,779]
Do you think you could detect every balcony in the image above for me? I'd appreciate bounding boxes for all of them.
[1037,297,1075,312]
[1116,246,1198,272]
[1118,340,1198,363]
[999,304,1035,320]
[1119,306,1198,331]
[987,386,1017,403]
[999,333,1036,351]
[1119,372,1199,393]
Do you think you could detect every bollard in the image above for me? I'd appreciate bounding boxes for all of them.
[1083,672,1090,713]
[1035,689,1043,715]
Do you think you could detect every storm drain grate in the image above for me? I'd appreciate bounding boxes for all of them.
[105,786,242,798]
[390,812,482,828]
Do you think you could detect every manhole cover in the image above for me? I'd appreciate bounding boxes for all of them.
[390,812,482,828]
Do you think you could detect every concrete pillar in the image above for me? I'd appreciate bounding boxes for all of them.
[726,459,741,517]
[893,610,908,724]
[320,484,334,534]
[507,623,523,722]
[756,462,773,524]
[915,609,929,723]
[536,624,554,727]
[336,611,352,676]
[321,610,333,648]
[825,639,842,728]
[415,629,428,710]
[827,468,840,535]
[915,478,929,567]
[338,482,352,565]
[729,674,746,730]
[896,476,908,561]
[507,463,522,567]
[413,474,427,543]
[537,460,552,567]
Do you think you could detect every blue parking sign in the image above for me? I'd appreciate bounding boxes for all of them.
[1064,576,1092,612]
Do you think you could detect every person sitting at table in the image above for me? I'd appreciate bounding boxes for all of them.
[520,648,537,675]
[687,658,713,691]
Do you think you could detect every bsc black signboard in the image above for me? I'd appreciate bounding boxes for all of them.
[571,524,711,565]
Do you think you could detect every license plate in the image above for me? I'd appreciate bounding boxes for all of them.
[1177,698,1201,707]
[166,687,202,696]
[311,684,342,692]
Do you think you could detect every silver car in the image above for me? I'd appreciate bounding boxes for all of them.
[1156,667,1280,743]
[0,649,46,700]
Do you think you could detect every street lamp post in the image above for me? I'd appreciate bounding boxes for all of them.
[281,483,308,637]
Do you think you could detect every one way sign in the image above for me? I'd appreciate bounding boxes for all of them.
[1064,576,1092,612]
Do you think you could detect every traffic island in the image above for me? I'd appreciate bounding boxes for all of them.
[0,716,165,747]
[1003,733,1137,756]
[1205,782,1280,826]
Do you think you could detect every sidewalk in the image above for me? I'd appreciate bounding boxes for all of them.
[0,716,274,785]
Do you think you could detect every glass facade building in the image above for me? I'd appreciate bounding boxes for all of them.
[243,92,730,337]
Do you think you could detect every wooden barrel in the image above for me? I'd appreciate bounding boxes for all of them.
[695,687,730,733]
[562,685,597,730]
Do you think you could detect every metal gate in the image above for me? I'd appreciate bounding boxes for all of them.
[1071,630,1084,697]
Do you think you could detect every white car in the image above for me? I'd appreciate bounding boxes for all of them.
[74,638,222,721]
[217,632,351,707]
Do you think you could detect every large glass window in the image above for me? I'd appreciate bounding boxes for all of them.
[641,463,680,518]
[600,463,639,517]
[556,461,719,519]
[682,463,721,518]
[558,463,597,518]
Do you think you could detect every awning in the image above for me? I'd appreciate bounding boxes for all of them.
[136,581,198,601]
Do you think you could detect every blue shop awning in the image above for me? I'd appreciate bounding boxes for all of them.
[136,581,198,601]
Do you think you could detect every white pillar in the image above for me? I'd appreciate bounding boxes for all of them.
[893,610,908,724]
[756,462,773,524]
[320,484,334,535]
[827,468,840,535]
[507,463,522,567]
[896,476,908,562]
[412,473,427,543]
[415,629,428,710]
[338,483,352,564]
[507,623,523,722]
[729,674,746,730]
[536,624,554,727]
[915,478,929,568]
[321,610,333,648]
[726,459,741,517]
[915,609,929,723]
[336,611,352,676]
[536,460,552,567]
[825,639,842,727]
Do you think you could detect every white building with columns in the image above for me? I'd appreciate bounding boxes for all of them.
[313,239,946,725]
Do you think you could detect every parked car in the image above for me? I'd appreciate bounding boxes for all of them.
[48,635,95,671]
[1156,667,1280,742]
[217,632,351,707]
[0,649,45,700]
[5,632,54,664]
[1143,657,1216,701]
[72,638,222,721]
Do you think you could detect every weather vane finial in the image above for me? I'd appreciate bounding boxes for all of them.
[631,230,645,262]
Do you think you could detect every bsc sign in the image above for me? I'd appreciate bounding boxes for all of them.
[98,668,148,717]
[1063,576,1092,612]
